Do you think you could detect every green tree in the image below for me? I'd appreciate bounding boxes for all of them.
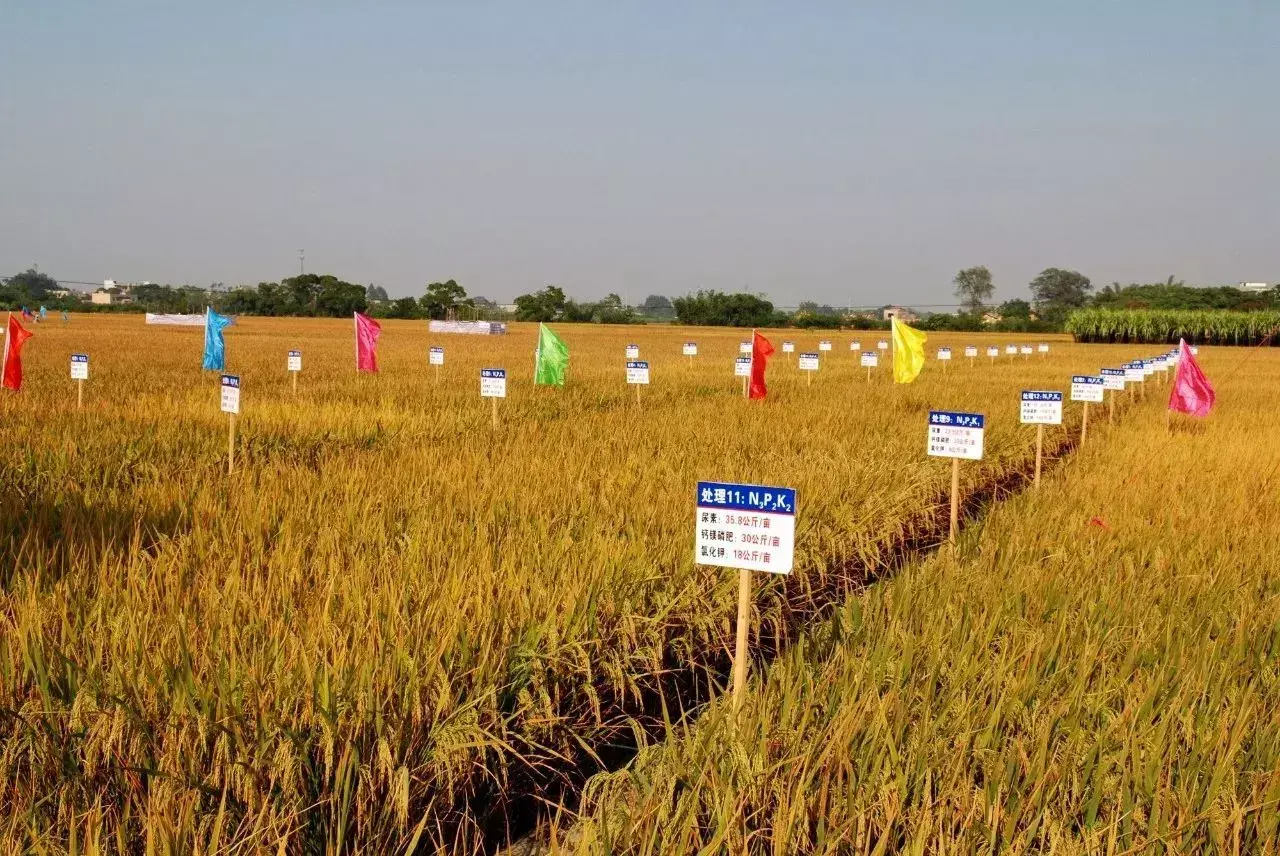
[366,284,389,302]
[640,294,675,319]
[420,279,470,320]
[513,285,567,322]
[1030,268,1092,324]
[953,266,994,314]
[671,290,776,327]
[315,278,368,316]
[387,296,421,319]
[998,298,1032,319]
[3,268,59,302]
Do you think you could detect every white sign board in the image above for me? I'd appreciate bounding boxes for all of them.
[734,357,752,377]
[1101,368,1126,390]
[987,347,1000,358]
[798,353,820,371]
[1070,375,1105,403]
[782,341,795,353]
[626,360,650,384]
[1019,346,1033,356]
[860,351,878,367]
[927,411,985,460]
[287,350,302,372]
[818,340,832,352]
[1038,343,1050,353]
[1142,360,1156,377]
[1020,390,1064,425]
[1005,345,1018,355]
[480,368,507,398]
[695,481,796,575]
[625,344,640,360]
[964,346,978,358]
[220,374,241,414]
[739,341,752,354]
[683,342,698,356]
[850,340,861,351]
[877,340,889,351]
[1153,356,1170,372]
[429,346,444,365]
[937,347,952,361]
[70,353,89,380]
[1125,362,1145,383]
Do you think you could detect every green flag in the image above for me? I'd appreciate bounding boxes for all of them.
[535,323,569,386]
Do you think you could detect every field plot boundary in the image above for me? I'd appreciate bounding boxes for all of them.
[479,405,1107,853]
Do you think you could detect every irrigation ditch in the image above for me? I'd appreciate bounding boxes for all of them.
[457,397,1141,855]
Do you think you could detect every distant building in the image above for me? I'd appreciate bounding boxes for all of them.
[881,305,918,323]
[1239,282,1274,293]
[982,311,1003,325]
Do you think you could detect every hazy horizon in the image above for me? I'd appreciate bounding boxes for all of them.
[2,2,1276,306]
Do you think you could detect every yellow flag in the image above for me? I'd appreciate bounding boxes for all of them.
[891,317,927,384]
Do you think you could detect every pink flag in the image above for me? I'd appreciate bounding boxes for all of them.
[1168,338,1214,418]
[354,312,381,373]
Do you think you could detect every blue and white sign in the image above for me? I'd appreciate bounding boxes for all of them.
[287,349,302,372]
[220,374,240,414]
[683,342,698,356]
[625,344,640,360]
[735,356,752,377]
[927,411,985,460]
[1153,355,1170,372]
[1125,361,1145,382]
[1101,368,1127,390]
[988,346,1000,358]
[1070,375,1105,403]
[798,352,820,371]
[937,347,952,361]
[695,481,796,575]
[429,346,444,366]
[626,360,650,384]
[1020,390,1063,424]
[782,341,795,353]
[964,346,978,358]
[1141,359,1156,378]
[480,368,507,398]
[819,339,832,352]
[860,351,878,368]
[70,353,89,380]
[739,341,752,354]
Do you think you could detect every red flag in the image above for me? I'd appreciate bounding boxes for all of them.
[1168,338,1214,418]
[2,313,34,391]
[354,312,381,373]
[748,330,774,400]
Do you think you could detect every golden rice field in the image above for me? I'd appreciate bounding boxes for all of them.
[550,345,1280,856]
[0,315,1234,853]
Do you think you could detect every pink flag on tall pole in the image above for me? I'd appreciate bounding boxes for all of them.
[1168,338,1215,418]
[354,312,381,373]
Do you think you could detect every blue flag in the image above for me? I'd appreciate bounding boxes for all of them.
[202,306,233,370]
[39,306,47,320]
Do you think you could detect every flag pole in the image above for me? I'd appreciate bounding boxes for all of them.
[353,312,358,372]
[2,314,11,390]
[745,329,754,399]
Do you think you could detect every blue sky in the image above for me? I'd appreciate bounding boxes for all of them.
[1,1,1276,306]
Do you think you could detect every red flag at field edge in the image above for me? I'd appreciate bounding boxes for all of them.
[2,313,34,391]
[749,330,774,400]
[1168,338,1214,418]
[354,311,381,373]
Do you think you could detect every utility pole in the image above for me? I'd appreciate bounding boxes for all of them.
[298,249,305,276]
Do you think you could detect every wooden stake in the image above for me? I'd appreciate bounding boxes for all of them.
[491,397,498,429]
[1034,423,1043,487]
[434,363,440,385]
[732,568,751,711]
[741,375,748,398]
[1080,401,1088,448]
[291,371,297,397]
[866,366,871,382]
[806,369,811,387]
[635,382,641,407]
[1109,389,1115,424]
[949,457,960,544]
[227,413,236,475]
[77,378,83,410]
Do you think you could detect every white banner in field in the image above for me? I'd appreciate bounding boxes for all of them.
[480,368,507,398]
[964,346,978,358]
[220,374,241,414]
[70,353,89,380]
[626,360,650,384]
[819,340,832,352]
[1020,390,1063,425]
[429,346,444,365]
[288,350,302,372]
[860,351,878,367]
[146,313,218,326]
[683,342,698,356]
[735,357,752,377]
[428,320,507,335]
[798,353,820,371]
[695,481,796,575]
[937,347,952,361]
[625,344,640,360]
[1070,375,1105,402]
[1101,368,1126,390]
[782,341,795,353]
[927,410,985,460]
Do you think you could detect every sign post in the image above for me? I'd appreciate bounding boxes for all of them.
[735,356,751,396]
[683,342,697,366]
[988,346,999,366]
[287,350,302,395]
[626,360,649,406]
[782,341,795,366]
[798,352,819,386]
[1125,361,1145,403]
[927,411,985,543]
[625,344,640,360]
[70,353,89,409]
[1038,343,1050,358]
[695,481,796,711]
[1101,369,1126,423]
[220,374,241,475]
[1020,391,1063,487]
[937,347,952,373]
[1070,375,1104,448]
[860,350,878,381]
[481,368,506,428]
[429,346,444,384]
[964,345,977,366]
